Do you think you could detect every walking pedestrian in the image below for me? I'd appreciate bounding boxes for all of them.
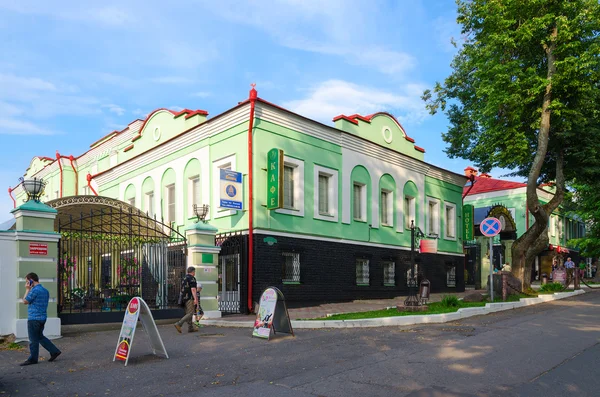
[20,272,61,366]
[579,262,586,279]
[174,267,199,334]
[564,257,575,279]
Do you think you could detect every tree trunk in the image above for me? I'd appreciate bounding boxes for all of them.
[511,26,558,290]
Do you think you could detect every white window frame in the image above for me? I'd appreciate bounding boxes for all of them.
[426,197,441,237]
[353,182,367,222]
[444,202,457,240]
[282,252,300,283]
[404,195,415,229]
[276,156,304,217]
[127,197,136,207]
[188,175,201,218]
[212,154,237,219]
[383,261,395,286]
[165,184,176,225]
[146,191,155,218]
[313,165,338,222]
[356,259,370,285]
[283,163,296,209]
[380,189,393,227]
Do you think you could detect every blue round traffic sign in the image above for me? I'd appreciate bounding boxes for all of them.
[480,217,501,237]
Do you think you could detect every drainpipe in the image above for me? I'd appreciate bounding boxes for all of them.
[86,173,98,196]
[69,155,78,195]
[8,186,16,208]
[56,151,63,198]
[247,84,257,313]
[462,174,476,199]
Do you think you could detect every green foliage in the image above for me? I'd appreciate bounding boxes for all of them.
[565,183,600,257]
[440,295,460,307]
[540,282,564,292]
[423,0,600,182]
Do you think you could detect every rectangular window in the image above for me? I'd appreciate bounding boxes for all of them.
[445,203,456,239]
[383,262,395,285]
[551,216,556,237]
[283,164,295,209]
[353,183,366,221]
[166,184,175,224]
[189,176,200,216]
[381,190,392,226]
[427,199,440,237]
[282,252,300,283]
[318,173,330,215]
[404,195,415,229]
[146,192,155,218]
[356,259,369,285]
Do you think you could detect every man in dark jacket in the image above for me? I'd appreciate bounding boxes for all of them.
[174,267,198,333]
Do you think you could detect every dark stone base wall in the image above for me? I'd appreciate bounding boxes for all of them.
[253,233,465,307]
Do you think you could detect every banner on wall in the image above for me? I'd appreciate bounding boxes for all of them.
[266,148,284,210]
[419,239,438,254]
[463,204,474,241]
[219,169,243,210]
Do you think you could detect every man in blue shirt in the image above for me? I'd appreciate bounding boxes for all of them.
[564,257,575,280]
[20,272,61,366]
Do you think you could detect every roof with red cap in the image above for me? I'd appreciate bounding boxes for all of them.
[463,176,527,195]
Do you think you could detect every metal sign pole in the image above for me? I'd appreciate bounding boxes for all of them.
[489,237,494,302]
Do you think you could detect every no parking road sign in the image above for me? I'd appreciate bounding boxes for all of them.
[480,217,501,237]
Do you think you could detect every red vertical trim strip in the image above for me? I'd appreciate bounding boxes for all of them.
[8,187,16,208]
[86,173,98,196]
[56,151,63,197]
[247,84,257,313]
[69,155,78,195]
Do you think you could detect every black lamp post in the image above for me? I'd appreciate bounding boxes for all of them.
[404,220,424,308]
[19,177,46,202]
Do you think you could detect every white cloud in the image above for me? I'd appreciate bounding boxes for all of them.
[0,118,57,135]
[102,104,125,116]
[0,2,132,27]
[283,80,429,125]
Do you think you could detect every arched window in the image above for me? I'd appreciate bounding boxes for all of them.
[142,177,155,217]
[161,168,176,225]
[350,166,371,223]
[403,181,419,230]
[183,158,201,220]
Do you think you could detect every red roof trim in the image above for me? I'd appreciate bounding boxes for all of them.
[414,145,426,153]
[131,134,141,143]
[123,144,134,152]
[173,108,209,119]
[40,156,54,162]
[89,131,118,148]
[332,115,359,125]
[404,136,415,143]
[464,166,477,171]
[128,118,144,126]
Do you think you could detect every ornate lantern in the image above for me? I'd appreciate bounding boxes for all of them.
[20,177,46,202]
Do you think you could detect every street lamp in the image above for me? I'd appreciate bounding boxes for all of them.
[404,220,424,309]
[193,204,210,223]
[19,177,46,202]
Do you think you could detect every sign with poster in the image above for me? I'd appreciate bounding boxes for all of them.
[266,148,284,210]
[252,287,294,340]
[553,268,567,285]
[463,204,474,241]
[113,297,168,366]
[29,242,48,256]
[219,169,243,210]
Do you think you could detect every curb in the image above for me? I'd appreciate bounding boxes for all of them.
[200,289,586,329]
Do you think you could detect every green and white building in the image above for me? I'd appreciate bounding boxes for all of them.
[11,87,467,317]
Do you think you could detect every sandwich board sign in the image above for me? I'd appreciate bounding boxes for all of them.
[252,287,294,340]
[113,297,169,366]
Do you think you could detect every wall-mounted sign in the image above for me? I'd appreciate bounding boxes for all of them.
[219,169,243,210]
[266,148,284,210]
[113,297,168,366]
[419,239,438,254]
[252,287,294,340]
[463,204,474,241]
[29,242,48,256]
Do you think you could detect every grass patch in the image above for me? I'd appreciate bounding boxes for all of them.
[539,282,565,293]
[0,342,23,351]
[315,301,488,321]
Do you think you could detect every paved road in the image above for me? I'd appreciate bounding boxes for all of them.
[1,291,599,397]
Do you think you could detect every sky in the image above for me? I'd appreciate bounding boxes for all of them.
[0,0,496,216]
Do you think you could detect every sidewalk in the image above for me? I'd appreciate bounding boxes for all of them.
[217,289,487,322]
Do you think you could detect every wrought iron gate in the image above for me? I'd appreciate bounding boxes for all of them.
[215,232,248,314]
[55,198,186,320]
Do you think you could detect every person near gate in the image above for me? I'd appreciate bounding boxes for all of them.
[20,272,62,366]
[174,267,199,333]
[564,257,575,279]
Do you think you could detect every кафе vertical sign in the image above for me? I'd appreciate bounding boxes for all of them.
[266,148,284,210]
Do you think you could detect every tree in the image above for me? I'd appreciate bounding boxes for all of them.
[423,0,600,288]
